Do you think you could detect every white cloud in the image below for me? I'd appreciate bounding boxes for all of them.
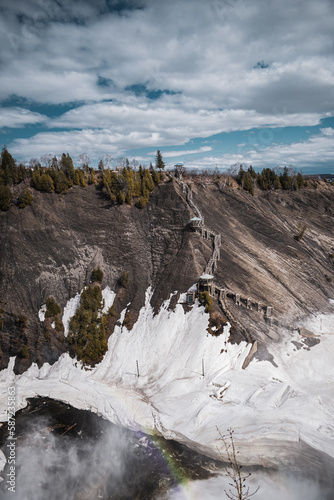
[188,129,334,171]
[0,107,47,128]
[0,0,333,166]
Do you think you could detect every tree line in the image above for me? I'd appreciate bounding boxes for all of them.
[236,165,307,195]
[0,147,166,211]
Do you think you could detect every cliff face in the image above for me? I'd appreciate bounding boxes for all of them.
[0,177,333,372]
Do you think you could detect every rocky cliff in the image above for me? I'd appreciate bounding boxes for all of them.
[0,176,333,373]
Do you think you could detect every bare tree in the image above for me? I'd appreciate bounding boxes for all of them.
[40,154,53,168]
[78,153,90,173]
[217,427,259,500]
[102,154,113,169]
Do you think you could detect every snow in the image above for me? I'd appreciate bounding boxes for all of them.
[51,321,55,329]
[38,304,46,322]
[61,292,81,337]
[102,286,116,314]
[2,286,334,472]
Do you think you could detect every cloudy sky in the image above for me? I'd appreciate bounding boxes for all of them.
[0,0,333,172]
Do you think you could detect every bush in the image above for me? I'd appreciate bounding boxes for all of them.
[54,316,64,332]
[199,291,213,313]
[120,271,129,288]
[18,187,33,208]
[68,285,108,365]
[19,314,28,329]
[91,266,103,283]
[295,223,307,241]
[123,312,131,327]
[45,296,61,318]
[20,344,30,359]
[108,305,116,317]
[0,185,11,211]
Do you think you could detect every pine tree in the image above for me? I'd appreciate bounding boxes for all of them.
[155,150,165,171]
[0,185,11,211]
[17,188,33,208]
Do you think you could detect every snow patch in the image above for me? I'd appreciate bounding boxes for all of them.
[51,321,55,329]
[102,286,116,315]
[38,304,46,322]
[62,292,81,337]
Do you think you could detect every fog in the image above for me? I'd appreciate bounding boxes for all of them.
[170,467,334,500]
[1,415,129,500]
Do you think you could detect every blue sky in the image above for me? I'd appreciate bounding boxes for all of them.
[0,0,333,173]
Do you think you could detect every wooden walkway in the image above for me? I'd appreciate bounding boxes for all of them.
[175,178,273,356]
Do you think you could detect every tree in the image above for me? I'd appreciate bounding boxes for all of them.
[17,188,33,208]
[279,166,293,190]
[0,185,11,211]
[155,150,165,171]
[91,266,103,283]
[98,159,104,172]
[60,153,75,182]
[242,172,254,195]
[1,146,17,185]
[217,428,259,500]
[45,296,61,318]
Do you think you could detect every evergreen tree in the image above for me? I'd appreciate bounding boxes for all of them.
[17,188,33,208]
[155,150,165,170]
[60,153,75,183]
[243,171,254,195]
[280,166,293,190]
[1,146,17,185]
[0,185,11,211]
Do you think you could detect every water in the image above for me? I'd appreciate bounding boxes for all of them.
[0,398,218,500]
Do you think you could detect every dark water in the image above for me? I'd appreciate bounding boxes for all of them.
[0,397,219,500]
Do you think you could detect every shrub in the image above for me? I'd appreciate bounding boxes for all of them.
[45,296,61,318]
[120,271,129,288]
[199,291,213,313]
[108,305,116,317]
[123,312,131,327]
[54,316,64,332]
[19,314,28,329]
[20,344,30,359]
[295,223,307,241]
[0,185,11,211]
[18,188,33,208]
[91,266,103,283]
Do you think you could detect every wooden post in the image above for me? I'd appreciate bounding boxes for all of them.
[136,360,139,378]
[202,358,205,377]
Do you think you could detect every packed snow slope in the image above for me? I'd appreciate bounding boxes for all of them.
[1,289,334,474]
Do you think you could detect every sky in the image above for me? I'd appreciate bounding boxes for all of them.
[0,0,333,173]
